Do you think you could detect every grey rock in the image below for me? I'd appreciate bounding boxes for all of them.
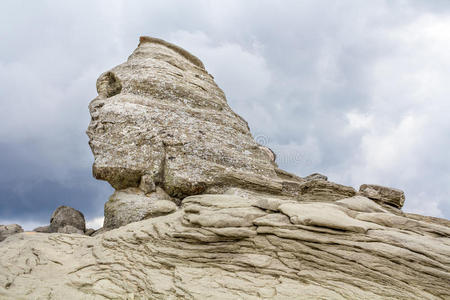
[359,184,405,208]
[49,206,86,233]
[0,224,23,242]
[104,187,177,230]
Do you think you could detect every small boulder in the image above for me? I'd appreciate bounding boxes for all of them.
[359,184,405,208]
[0,224,23,242]
[49,206,86,233]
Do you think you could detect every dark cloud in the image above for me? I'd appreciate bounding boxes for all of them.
[0,141,113,227]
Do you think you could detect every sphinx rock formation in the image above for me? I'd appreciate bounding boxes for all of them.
[87,36,280,196]
[0,37,449,299]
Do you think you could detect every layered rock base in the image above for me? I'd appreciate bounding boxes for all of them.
[1,192,449,299]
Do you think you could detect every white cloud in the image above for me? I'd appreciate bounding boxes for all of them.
[346,111,374,130]
[338,12,450,217]
[405,192,444,218]
[361,114,425,174]
[273,137,322,172]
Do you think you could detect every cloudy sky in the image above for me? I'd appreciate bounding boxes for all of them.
[1,0,449,230]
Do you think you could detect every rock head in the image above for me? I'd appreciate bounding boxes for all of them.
[0,37,449,299]
[86,36,280,198]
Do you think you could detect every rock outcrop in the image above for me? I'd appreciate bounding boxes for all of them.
[0,37,448,299]
[0,224,23,242]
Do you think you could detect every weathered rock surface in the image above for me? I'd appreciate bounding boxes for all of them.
[0,194,449,299]
[0,37,448,299]
[104,187,177,230]
[86,36,281,198]
[360,184,406,208]
[0,224,23,242]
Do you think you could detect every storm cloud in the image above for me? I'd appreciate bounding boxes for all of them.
[1,0,449,229]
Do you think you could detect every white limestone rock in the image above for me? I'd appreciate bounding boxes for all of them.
[0,193,448,299]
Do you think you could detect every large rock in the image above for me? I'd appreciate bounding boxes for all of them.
[49,206,86,233]
[0,224,23,242]
[86,36,281,198]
